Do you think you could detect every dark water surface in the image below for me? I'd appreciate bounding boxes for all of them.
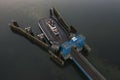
[0,0,120,80]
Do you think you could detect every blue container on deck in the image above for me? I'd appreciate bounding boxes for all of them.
[60,35,85,59]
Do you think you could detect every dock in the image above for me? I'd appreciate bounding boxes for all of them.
[71,48,106,80]
[9,7,106,80]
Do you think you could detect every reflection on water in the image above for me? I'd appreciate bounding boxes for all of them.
[0,0,120,80]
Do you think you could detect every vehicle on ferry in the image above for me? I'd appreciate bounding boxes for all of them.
[47,19,59,36]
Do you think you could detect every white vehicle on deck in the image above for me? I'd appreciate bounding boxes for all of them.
[47,20,59,36]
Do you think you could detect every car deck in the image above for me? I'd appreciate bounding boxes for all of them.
[38,17,69,45]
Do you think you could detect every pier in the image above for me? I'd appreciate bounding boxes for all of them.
[9,7,106,80]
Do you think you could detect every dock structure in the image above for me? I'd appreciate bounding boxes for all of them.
[9,7,106,80]
[71,48,106,80]
[9,21,49,50]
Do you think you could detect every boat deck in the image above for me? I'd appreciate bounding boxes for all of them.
[38,17,69,45]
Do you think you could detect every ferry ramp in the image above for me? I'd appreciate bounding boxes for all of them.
[70,48,106,80]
